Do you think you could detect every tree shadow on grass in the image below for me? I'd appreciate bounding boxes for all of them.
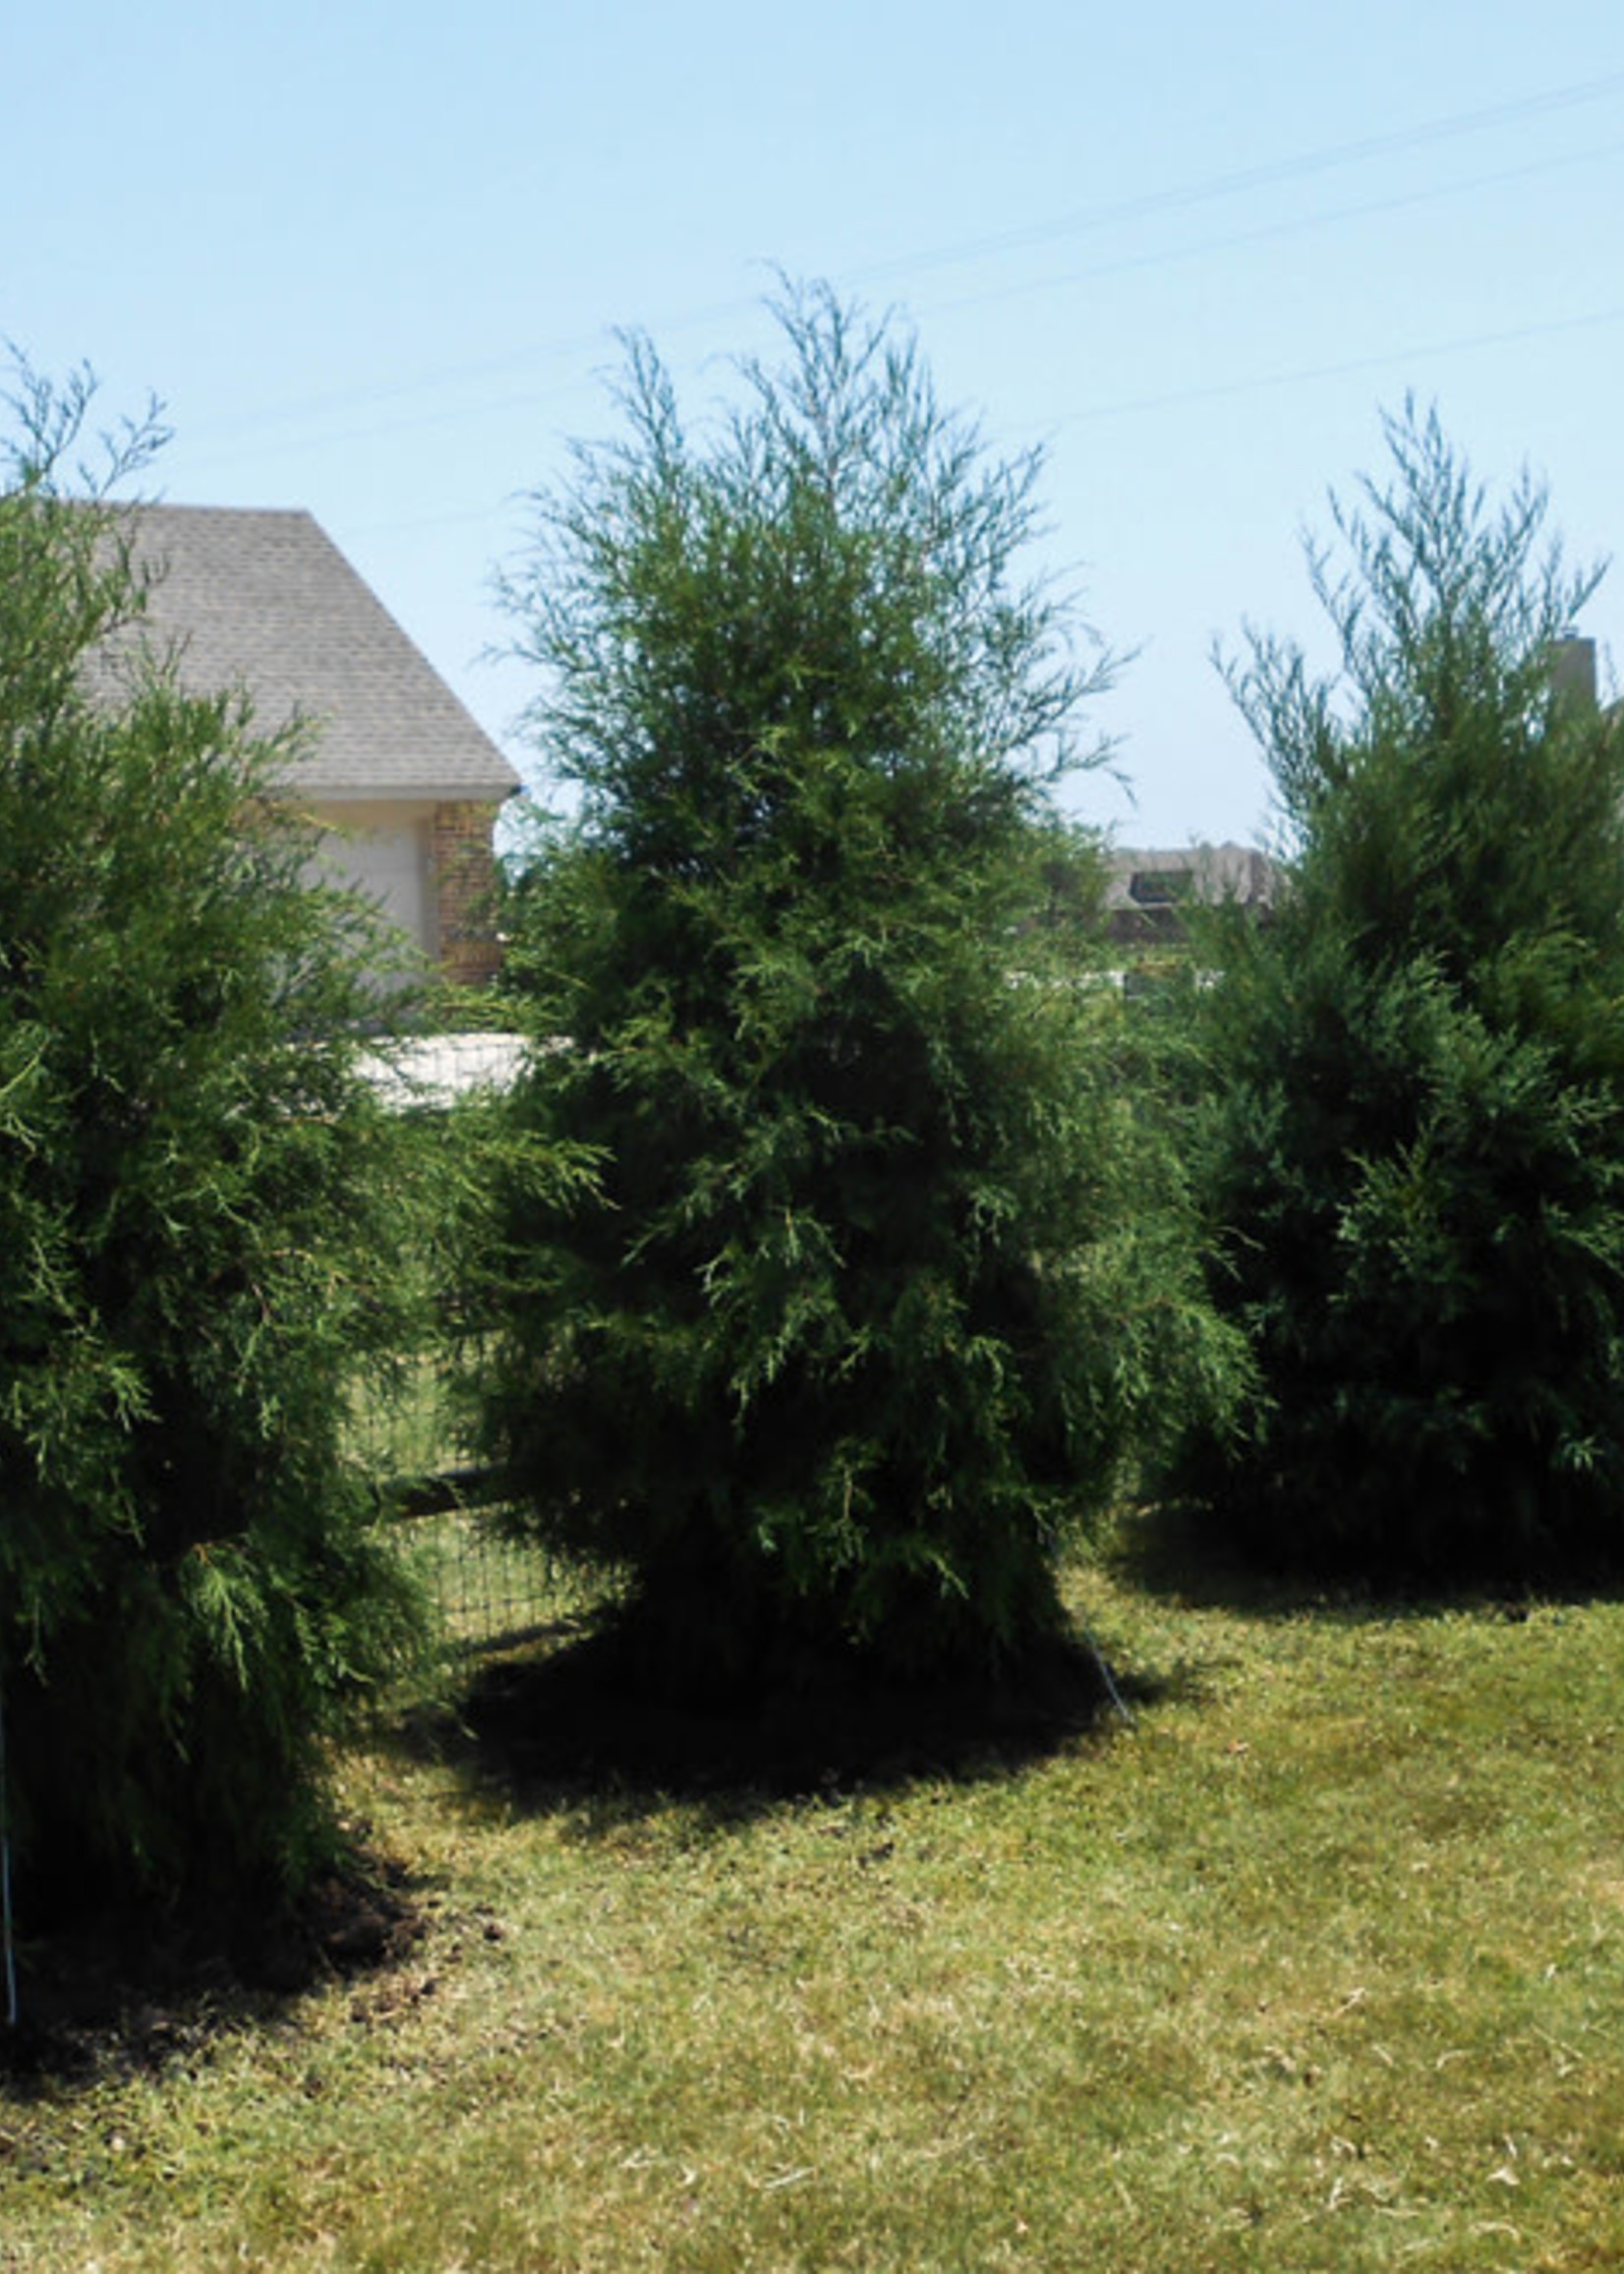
[396,1606,1142,1835]
[0,1844,428,2091]
[1109,1494,1624,1625]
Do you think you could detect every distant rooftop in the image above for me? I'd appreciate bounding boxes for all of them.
[111,504,518,802]
[1105,843,1276,913]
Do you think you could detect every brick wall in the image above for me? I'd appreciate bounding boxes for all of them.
[430,801,505,986]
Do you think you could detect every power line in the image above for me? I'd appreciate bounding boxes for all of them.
[172,66,1624,461]
[332,295,1624,547]
[911,137,1624,324]
[1044,302,1624,431]
[849,67,1624,283]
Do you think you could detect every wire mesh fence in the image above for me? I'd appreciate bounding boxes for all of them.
[397,1504,570,1656]
[347,1335,571,1656]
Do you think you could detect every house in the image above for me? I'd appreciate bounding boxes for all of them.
[116,505,519,986]
[1104,843,1276,950]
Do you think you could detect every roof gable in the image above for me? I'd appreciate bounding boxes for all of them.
[118,504,518,800]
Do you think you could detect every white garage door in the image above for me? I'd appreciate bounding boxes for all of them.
[328,822,432,956]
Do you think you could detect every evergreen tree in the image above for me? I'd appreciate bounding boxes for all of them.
[0,363,425,1912]
[486,284,1238,1681]
[1186,402,1624,1581]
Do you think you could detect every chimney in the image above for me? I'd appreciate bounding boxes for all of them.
[1549,635,1598,711]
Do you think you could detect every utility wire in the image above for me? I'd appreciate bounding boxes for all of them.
[173,66,1624,464]
[854,67,1624,285]
[298,293,1624,547]
[912,136,1624,324]
[1045,301,1624,431]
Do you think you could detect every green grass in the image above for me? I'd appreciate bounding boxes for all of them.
[5,1537,1623,2272]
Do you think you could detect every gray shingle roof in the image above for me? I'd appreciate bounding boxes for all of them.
[118,504,518,799]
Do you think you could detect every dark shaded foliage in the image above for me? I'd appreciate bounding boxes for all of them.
[1184,402,1624,1583]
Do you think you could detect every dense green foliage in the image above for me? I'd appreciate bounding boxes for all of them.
[486,286,1238,1678]
[1185,402,1624,1580]
[0,366,425,1910]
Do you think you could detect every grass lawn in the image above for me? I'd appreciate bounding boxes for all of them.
[3,1530,1622,2271]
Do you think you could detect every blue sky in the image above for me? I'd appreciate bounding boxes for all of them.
[8,1,1624,846]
